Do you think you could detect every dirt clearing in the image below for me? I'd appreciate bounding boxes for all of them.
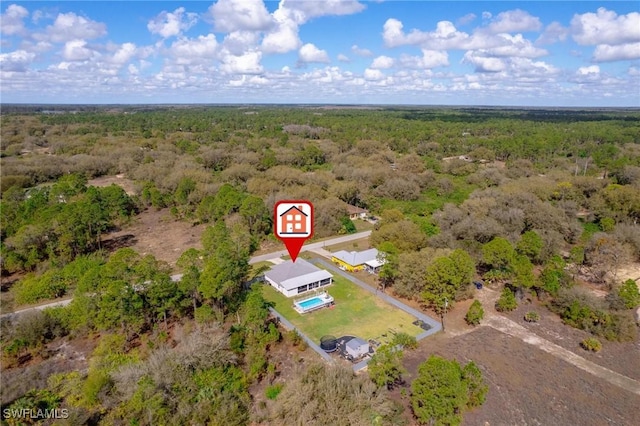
[102,208,206,268]
[398,327,640,426]
[88,174,137,196]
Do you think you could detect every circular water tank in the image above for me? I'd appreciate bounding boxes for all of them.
[320,335,337,352]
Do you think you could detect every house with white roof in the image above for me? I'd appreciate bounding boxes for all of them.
[264,259,333,298]
[330,248,384,274]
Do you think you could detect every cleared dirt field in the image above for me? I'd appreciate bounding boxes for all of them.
[102,208,206,268]
[388,285,640,426]
[397,327,640,426]
[504,299,640,381]
[88,174,137,196]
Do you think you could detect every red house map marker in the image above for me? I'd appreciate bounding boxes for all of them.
[274,200,314,262]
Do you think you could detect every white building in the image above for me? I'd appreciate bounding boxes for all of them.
[345,337,369,358]
[264,259,333,298]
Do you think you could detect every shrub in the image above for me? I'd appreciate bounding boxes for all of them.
[287,329,302,346]
[618,279,640,309]
[551,288,638,342]
[13,270,68,305]
[495,288,517,312]
[465,300,484,326]
[287,330,308,351]
[194,305,216,324]
[524,311,540,322]
[391,332,418,350]
[264,383,282,399]
[3,389,62,417]
[580,337,602,352]
[462,361,488,408]
[340,217,357,234]
[2,310,69,360]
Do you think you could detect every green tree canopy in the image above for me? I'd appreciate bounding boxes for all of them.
[411,356,488,425]
[423,249,475,313]
[482,237,516,272]
[367,344,406,390]
[617,279,640,309]
[411,356,468,426]
[516,230,543,264]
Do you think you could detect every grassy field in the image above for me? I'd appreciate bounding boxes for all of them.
[354,220,375,232]
[261,274,423,344]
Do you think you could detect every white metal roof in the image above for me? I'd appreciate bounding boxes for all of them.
[332,248,380,267]
[346,337,369,350]
[265,259,333,291]
[364,258,385,268]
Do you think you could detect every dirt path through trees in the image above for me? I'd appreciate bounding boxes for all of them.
[475,287,640,396]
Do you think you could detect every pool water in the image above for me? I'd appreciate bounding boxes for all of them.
[294,292,334,314]
[298,297,324,310]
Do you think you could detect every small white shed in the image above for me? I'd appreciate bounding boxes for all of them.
[345,337,369,358]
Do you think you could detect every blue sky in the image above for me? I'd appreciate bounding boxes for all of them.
[1,1,639,106]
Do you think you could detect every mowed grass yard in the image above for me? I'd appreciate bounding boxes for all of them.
[261,275,423,344]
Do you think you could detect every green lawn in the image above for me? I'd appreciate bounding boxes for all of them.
[261,275,423,344]
[250,261,273,277]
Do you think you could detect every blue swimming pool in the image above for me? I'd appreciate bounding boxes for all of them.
[294,292,334,314]
[298,297,324,310]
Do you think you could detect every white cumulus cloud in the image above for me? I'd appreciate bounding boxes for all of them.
[364,68,384,81]
[462,51,506,72]
[337,53,350,62]
[0,49,35,71]
[351,45,373,57]
[208,0,273,33]
[571,8,640,46]
[43,12,106,43]
[593,42,640,62]
[148,7,198,39]
[483,34,548,58]
[420,50,449,68]
[111,43,137,65]
[284,0,365,20]
[34,12,107,43]
[382,18,407,48]
[170,34,218,65]
[220,50,263,74]
[298,43,329,63]
[577,65,600,75]
[261,0,365,55]
[62,39,98,61]
[1,4,29,35]
[371,55,394,69]
[383,18,492,50]
[399,50,449,69]
[261,7,301,54]
[486,9,542,34]
[222,31,260,55]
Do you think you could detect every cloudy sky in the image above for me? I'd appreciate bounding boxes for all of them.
[1,1,639,106]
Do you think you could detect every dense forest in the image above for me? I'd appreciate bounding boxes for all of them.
[1,106,639,425]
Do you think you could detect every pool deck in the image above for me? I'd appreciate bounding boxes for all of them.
[267,257,442,372]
